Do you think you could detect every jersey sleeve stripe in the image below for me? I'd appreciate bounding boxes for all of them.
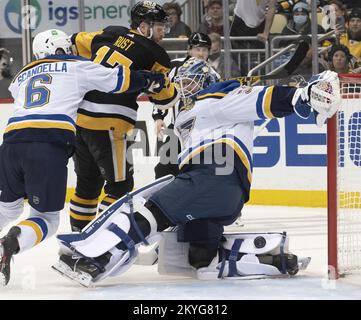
[120,66,130,93]
[256,87,267,118]
[263,86,275,118]
[109,67,124,94]
[196,92,227,100]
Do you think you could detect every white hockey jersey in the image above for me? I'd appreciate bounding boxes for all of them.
[6,55,136,145]
[174,80,297,201]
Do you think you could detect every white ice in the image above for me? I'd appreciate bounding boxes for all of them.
[0,204,360,300]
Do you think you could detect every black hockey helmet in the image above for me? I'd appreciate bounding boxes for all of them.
[131,1,168,28]
[188,32,212,50]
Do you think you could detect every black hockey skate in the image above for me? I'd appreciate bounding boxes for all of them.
[271,253,311,276]
[52,252,111,287]
[0,226,20,286]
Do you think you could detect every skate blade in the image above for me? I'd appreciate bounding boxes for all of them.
[298,257,311,271]
[0,273,7,286]
[52,261,94,288]
[223,273,291,280]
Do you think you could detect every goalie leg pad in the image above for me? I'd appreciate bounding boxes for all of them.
[56,175,174,257]
[158,231,310,280]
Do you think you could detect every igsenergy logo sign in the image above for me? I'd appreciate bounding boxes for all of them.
[2,0,136,37]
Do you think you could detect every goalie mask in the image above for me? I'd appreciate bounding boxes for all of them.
[174,57,218,99]
[32,29,72,60]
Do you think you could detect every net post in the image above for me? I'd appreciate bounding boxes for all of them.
[327,114,338,279]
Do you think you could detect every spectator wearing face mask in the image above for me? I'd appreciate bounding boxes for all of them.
[280,2,325,47]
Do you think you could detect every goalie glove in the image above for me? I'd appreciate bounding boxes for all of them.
[292,70,341,127]
[138,70,166,94]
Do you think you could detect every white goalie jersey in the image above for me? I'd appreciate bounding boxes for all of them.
[174,80,298,201]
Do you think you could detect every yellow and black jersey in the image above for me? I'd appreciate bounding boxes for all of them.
[71,26,179,132]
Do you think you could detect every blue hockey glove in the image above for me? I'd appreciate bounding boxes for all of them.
[139,71,166,94]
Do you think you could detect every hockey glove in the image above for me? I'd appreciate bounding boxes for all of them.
[292,70,341,127]
[139,70,166,94]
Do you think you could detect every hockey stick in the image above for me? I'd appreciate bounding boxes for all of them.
[223,37,311,84]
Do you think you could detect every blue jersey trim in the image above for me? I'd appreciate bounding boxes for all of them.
[178,134,253,171]
[7,114,76,126]
[256,87,267,119]
[109,67,124,94]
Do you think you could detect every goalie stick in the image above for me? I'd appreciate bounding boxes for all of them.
[223,36,311,84]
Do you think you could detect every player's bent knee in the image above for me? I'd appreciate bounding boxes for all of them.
[29,206,60,238]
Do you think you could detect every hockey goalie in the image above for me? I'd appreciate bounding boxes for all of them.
[52,59,341,287]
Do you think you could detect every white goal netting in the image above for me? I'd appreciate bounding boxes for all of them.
[336,75,361,275]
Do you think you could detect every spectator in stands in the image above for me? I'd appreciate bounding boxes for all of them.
[340,8,361,60]
[230,0,277,44]
[208,32,241,78]
[163,2,191,39]
[161,2,192,52]
[198,0,225,36]
[0,48,12,99]
[277,0,303,14]
[0,48,11,80]
[230,0,277,75]
[338,0,360,9]
[280,2,326,46]
[328,44,353,73]
[329,0,347,34]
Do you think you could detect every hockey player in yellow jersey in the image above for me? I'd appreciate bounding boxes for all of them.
[0,29,166,286]
[68,1,179,232]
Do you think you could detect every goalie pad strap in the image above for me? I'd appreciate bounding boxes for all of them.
[228,239,244,277]
[127,194,149,246]
[108,223,136,258]
[137,202,158,240]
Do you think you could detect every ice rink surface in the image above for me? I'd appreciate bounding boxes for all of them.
[0,204,360,300]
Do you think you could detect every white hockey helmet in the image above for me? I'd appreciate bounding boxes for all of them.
[32,29,72,60]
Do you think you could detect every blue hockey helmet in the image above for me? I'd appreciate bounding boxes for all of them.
[174,57,218,99]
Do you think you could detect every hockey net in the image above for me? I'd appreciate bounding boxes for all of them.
[328,74,361,278]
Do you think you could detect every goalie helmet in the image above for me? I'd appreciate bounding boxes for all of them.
[174,57,218,99]
[131,1,168,28]
[32,29,72,60]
